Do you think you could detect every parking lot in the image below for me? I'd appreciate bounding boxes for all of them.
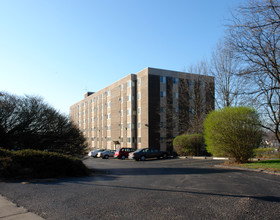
[0,157,280,219]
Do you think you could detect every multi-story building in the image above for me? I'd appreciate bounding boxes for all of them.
[70,67,214,153]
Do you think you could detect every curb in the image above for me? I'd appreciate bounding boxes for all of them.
[0,194,44,220]
[178,156,230,160]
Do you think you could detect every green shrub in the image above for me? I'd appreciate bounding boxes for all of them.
[204,106,262,163]
[0,148,90,179]
[173,133,204,156]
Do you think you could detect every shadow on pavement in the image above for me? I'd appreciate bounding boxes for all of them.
[74,182,280,203]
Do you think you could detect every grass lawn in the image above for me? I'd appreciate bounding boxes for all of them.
[241,159,280,172]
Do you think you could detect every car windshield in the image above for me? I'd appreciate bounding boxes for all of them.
[134,149,143,153]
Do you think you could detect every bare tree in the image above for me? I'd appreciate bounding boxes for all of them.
[186,61,215,134]
[210,39,250,109]
[228,0,280,143]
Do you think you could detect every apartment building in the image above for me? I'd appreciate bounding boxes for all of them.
[70,67,214,153]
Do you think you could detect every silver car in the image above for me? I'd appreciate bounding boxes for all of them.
[89,149,105,158]
[97,150,116,159]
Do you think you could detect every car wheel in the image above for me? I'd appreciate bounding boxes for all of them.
[163,153,168,159]
[104,155,109,159]
[121,155,126,160]
[140,155,146,161]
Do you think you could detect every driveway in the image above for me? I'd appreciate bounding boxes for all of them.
[0,158,279,219]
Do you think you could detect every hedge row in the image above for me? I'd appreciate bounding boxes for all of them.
[253,148,280,158]
[0,148,90,179]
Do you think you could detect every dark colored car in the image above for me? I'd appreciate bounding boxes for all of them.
[114,148,136,160]
[128,148,168,161]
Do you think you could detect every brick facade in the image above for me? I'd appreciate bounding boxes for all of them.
[70,67,214,152]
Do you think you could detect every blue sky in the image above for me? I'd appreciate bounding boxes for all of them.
[0,0,243,114]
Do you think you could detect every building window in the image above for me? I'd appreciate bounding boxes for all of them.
[138,78,141,85]
[127,80,131,88]
[138,107,141,114]
[126,95,131,101]
[175,92,179,99]
[107,137,111,141]
[160,122,166,128]
[173,78,178,84]
[91,137,95,141]
[127,137,131,143]
[91,98,95,103]
[120,110,123,117]
[160,107,166,113]
[138,137,141,143]
[127,109,131,115]
[120,97,123,103]
[138,122,141,128]
[107,114,111,119]
[107,101,111,108]
[92,107,95,112]
[160,91,166,97]
[92,127,95,131]
[127,123,131,129]
[120,137,123,142]
[120,123,123,129]
[138,92,141,99]
[120,84,123,91]
[160,76,166,83]
[92,117,95,122]
[190,108,194,114]
[107,90,111,96]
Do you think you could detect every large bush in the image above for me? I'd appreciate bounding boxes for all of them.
[204,106,262,163]
[173,133,204,156]
[0,92,88,156]
[0,148,90,179]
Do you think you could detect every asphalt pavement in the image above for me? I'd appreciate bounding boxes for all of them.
[0,157,279,219]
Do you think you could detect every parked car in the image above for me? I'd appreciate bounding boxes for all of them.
[88,149,105,158]
[97,150,116,159]
[114,148,136,160]
[128,148,168,161]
